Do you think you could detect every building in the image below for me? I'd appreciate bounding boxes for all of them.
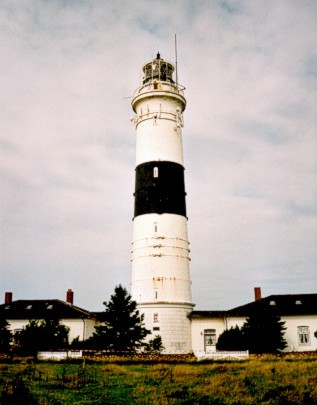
[0,290,97,343]
[130,53,194,352]
[190,290,317,353]
[1,289,316,353]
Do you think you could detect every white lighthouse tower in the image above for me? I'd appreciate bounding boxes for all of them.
[130,53,194,353]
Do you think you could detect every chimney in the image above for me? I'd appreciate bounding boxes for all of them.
[254,287,262,301]
[66,289,74,304]
[5,292,13,304]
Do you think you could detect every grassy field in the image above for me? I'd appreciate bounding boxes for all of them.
[0,356,317,404]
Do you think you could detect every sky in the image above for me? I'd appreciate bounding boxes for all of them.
[1,0,316,311]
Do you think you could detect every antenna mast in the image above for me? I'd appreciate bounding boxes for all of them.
[175,33,178,86]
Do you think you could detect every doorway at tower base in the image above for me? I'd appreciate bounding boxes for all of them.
[139,302,194,354]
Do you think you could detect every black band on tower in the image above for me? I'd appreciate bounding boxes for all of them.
[134,161,187,218]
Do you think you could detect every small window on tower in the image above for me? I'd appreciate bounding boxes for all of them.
[154,222,158,233]
[153,167,158,178]
[154,313,159,323]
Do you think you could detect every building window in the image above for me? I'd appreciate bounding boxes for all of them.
[153,167,158,178]
[153,313,159,323]
[298,326,310,345]
[204,329,216,347]
[155,289,158,299]
[13,329,22,344]
[154,222,158,233]
[153,327,160,331]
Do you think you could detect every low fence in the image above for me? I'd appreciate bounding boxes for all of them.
[36,350,195,362]
[37,350,249,362]
[37,350,83,361]
[195,351,249,361]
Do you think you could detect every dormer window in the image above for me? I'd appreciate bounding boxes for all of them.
[295,300,302,305]
[26,305,32,310]
[269,301,276,306]
[153,167,159,178]
[47,304,53,310]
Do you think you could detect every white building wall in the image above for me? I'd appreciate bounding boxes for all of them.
[135,114,184,166]
[131,213,191,304]
[282,315,317,352]
[191,314,317,353]
[132,86,186,167]
[141,303,193,353]
[226,317,246,330]
[6,320,28,335]
[7,318,96,344]
[61,318,96,342]
[191,318,226,353]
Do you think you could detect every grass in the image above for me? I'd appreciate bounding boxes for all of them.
[0,356,317,404]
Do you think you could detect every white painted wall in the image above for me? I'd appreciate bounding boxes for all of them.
[282,315,317,352]
[132,84,186,167]
[226,317,246,330]
[191,314,317,353]
[7,318,96,343]
[62,318,96,342]
[131,213,191,304]
[191,318,226,353]
[141,303,193,353]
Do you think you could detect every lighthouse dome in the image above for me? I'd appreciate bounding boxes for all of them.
[142,53,175,84]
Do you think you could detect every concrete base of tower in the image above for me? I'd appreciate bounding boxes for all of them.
[139,302,195,354]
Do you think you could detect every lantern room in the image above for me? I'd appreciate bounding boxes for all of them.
[142,52,175,84]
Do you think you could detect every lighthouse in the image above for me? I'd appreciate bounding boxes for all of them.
[130,53,194,353]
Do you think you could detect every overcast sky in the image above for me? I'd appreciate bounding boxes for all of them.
[1,0,316,311]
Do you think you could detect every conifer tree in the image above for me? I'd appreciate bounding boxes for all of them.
[216,326,247,351]
[91,285,150,351]
[16,318,69,356]
[242,305,287,354]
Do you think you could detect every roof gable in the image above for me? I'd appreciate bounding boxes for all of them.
[227,294,317,317]
[0,300,95,320]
